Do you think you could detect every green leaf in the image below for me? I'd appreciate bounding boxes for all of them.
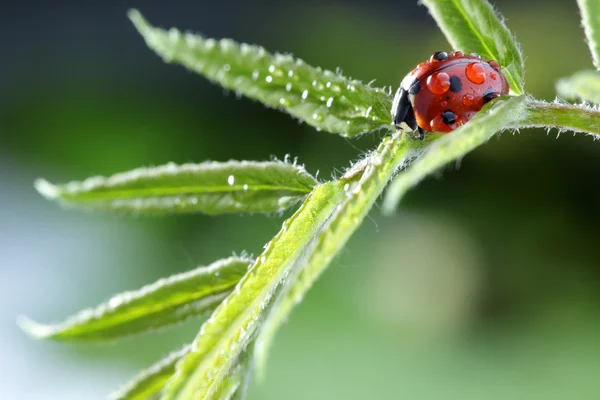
[128,9,392,137]
[577,0,600,69]
[19,257,252,341]
[420,0,525,95]
[110,345,190,400]
[161,180,350,400]
[512,100,600,137]
[556,70,600,104]
[212,339,256,400]
[254,132,411,377]
[35,161,317,216]
[382,95,526,213]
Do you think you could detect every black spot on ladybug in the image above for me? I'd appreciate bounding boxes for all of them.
[482,88,498,104]
[449,76,462,93]
[433,51,448,61]
[441,110,457,125]
[408,79,421,95]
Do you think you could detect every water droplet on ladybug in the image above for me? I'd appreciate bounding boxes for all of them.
[488,60,502,72]
[490,72,497,80]
[465,62,486,84]
[441,100,448,108]
[462,94,475,106]
[426,72,451,95]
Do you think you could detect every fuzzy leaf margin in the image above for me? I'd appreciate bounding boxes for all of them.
[35,161,316,216]
[128,9,393,138]
[19,257,252,341]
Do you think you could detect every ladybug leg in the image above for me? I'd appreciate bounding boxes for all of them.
[417,127,426,141]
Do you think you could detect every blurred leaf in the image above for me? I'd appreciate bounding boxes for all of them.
[512,100,600,137]
[111,345,190,400]
[420,0,525,95]
[382,95,526,213]
[577,0,600,69]
[19,257,252,341]
[35,161,316,216]
[128,9,392,137]
[254,132,412,378]
[161,180,349,400]
[556,70,600,103]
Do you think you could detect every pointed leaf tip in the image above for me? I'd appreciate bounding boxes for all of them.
[128,9,392,137]
[19,257,253,342]
[34,178,59,200]
[17,315,54,339]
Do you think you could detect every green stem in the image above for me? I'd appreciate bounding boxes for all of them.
[255,132,411,373]
[515,100,600,136]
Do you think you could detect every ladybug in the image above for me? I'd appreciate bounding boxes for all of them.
[392,51,509,140]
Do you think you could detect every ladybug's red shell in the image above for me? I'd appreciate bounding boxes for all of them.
[392,51,509,136]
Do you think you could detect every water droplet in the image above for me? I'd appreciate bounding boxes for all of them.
[489,60,502,72]
[326,97,334,108]
[268,65,276,73]
[326,81,332,88]
[265,75,273,83]
[228,175,235,186]
[427,72,451,94]
[214,271,220,276]
[465,62,486,84]
[222,64,231,72]
[462,94,475,106]
[312,80,324,90]
[344,183,350,191]
[279,97,291,107]
[365,106,373,118]
[285,83,293,92]
[301,90,309,100]
[243,184,249,191]
[288,70,294,78]
[312,113,324,122]
[320,96,326,101]
[252,70,260,80]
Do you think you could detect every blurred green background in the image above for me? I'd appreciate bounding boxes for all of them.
[2,0,600,399]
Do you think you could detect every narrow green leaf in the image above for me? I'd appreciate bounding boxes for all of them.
[110,345,191,400]
[556,70,600,104]
[254,132,412,376]
[212,339,256,400]
[382,95,526,213]
[35,161,317,215]
[19,257,252,341]
[511,100,600,137]
[161,180,350,400]
[420,0,525,95]
[128,10,392,137]
[577,0,600,69]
